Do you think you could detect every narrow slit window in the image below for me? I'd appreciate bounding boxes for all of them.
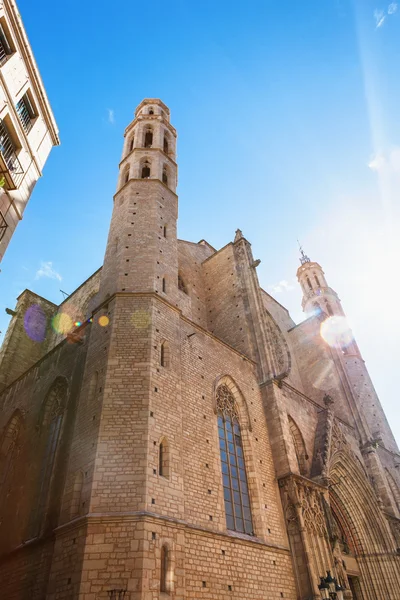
[163,225,167,238]
[306,277,312,290]
[160,545,169,593]
[129,136,134,152]
[162,278,166,293]
[164,136,169,154]
[314,274,321,287]
[162,168,168,185]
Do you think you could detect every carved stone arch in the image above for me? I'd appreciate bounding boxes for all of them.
[287,415,308,475]
[264,310,291,379]
[213,375,252,431]
[329,452,396,558]
[0,409,24,488]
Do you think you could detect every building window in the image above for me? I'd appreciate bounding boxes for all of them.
[306,276,312,290]
[0,210,7,242]
[163,225,167,238]
[149,107,154,115]
[160,545,169,593]
[160,341,170,368]
[28,378,67,538]
[123,166,130,184]
[162,277,166,293]
[163,135,169,154]
[0,20,14,66]
[326,302,333,316]
[141,161,151,178]
[162,167,168,185]
[144,128,153,148]
[0,116,23,189]
[216,384,253,535]
[314,274,321,287]
[16,92,36,134]
[129,136,134,152]
[178,273,187,294]
[159,438,170,478]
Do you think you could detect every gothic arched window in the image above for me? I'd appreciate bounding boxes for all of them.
[129,136,134,152]
[306,277,312,290]
[216,385,253,535]
[162,167,168,185]
[28,378,67,538]
[160,544,170,593]
[164,135,169,154]
[144,128,153,147]
[141,161,151,178]
[0,411,22,502]
[148,107,154,115]
[314,274,321,287]
[123,166,130,184]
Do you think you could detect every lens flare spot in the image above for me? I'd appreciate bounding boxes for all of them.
[24,304,47,342]
[320,316,354,349]
[52,312,73,335]
[74,321,82,327]
[98,315,109,327]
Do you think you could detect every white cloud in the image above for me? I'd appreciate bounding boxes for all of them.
[368,146,400,173]
[35,261,62,282]
[374,9,386,27]
[107,108,115,124]
[388,2,398,14]
[268,279,295,294]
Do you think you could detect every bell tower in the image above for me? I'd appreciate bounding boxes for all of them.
[296,246,343,317]
[100,99,179,302]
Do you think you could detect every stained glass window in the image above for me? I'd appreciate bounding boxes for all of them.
[216,385,253,535]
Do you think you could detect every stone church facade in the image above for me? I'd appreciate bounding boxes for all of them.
[0,99,399,599]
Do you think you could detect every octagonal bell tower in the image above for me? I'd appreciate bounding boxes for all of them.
[296,247,343,317]
[100,99,179,302]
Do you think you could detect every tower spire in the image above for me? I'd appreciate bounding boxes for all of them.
[297,240,310,265]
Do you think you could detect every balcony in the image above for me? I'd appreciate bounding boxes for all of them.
[0,119,23,189]
[16,94,35,134]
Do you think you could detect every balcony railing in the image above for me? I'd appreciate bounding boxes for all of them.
[0,25,12,67]
[0,119,23,189]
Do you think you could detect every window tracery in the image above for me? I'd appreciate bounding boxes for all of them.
[216,384,253,535]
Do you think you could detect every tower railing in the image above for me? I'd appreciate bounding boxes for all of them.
[0,118,24,189]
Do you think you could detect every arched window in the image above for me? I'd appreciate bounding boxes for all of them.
[288,415,308,476]
[70,470,84,519]
[129,136,134,152]
[123,166,130,184]
[159,438,170,478]
[314,274,321,287]
[144,128,153,147]
[178,273,188,295]
[160,341,170,368]
[326,302,333,316]
[160,545,169,593]
[162,277,166,293]
[162,167,168,185]
[306,277,312,290]
[216,385,253,535]
[28,378,67,538]
[141,160,151,179]
[163,135,169,154]
[0,411,22,500]
[148,107,154,115]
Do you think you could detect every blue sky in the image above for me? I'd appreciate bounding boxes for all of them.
[1,0,400,442]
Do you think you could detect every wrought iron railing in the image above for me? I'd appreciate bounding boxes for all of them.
[16,96,33,134]
[0,118,24,189]
[0,210,7,242]
[0,38,8,66]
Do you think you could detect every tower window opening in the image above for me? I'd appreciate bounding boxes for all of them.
[160,341,170,368]
[326,302,333,316]
[141,161,151,179]
[162,168,168,185]
[306,277,312,291]
[129,136,134,152]
[144,128,153,148]
[314,274,321,287]
[178,273,188,294]
[160,545,170,593]
[162,277,166,293]
[164,135,169,154]
[149,107,154,115]
[124,167,130,184]
[159,437,170,477]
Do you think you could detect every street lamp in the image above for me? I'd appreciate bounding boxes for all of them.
[318,572,345,600]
